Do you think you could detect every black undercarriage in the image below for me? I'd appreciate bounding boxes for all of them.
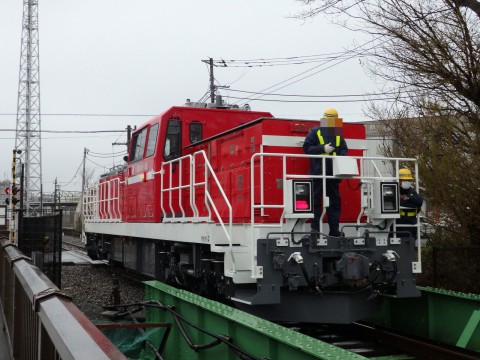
[86,230,420,323]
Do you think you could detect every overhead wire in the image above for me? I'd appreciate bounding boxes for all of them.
[226,88,406,98]
[0,113,154,117]
[112,129,127,146]
[210,51,368,67]
[54,151,126,191]
[207,37,386,105]
[88,149,127,156]
[224,95,408,103]
[43,135,121,139]
[88,152,127,159]
[0,128,125,133]
[60,158,84,188]
[86,157,109,169]
[238,51,363,103]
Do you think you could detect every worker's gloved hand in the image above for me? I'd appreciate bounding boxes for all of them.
[324,143,335,154]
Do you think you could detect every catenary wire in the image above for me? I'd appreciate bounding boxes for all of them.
[209,50,369,67]
[225,95,408,103]
[60,159,84,188]
[0,113,155,117]
[87,153,127,159]
[225,37,383,104]
[226,88,407,98]
[86,157,110,169]
[88,149,127,156]
[0,128,125,133]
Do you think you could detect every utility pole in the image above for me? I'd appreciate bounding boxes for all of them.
[54,177,58,210]
[80,148,88,242]
[209,57,215,103]
[127,124,132,150]
[201,58,216,103]
[112,125,133,151]
[15,0,43,215]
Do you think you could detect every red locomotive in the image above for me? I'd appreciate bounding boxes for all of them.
[84,97,422,323]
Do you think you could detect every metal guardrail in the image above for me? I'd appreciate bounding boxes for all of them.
[0,237,126,360]
[366,286,480,352]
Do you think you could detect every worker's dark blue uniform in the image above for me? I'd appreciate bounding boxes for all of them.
[398,186,423,238]
[303,125,348,235]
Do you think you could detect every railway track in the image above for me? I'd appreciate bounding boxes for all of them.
[295,322,479,359]
[296,323,407,358]
[362,323,480,360]
[61,235,109,267]
[62,237,86,252]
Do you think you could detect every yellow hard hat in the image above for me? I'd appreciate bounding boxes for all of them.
[399,168,414,180]
[323,108,338,119]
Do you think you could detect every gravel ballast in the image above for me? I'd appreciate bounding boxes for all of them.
[61,237,145,321]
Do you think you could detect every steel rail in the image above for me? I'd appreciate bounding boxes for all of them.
[363,323,480,360]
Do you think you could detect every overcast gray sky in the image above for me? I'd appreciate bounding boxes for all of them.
[0,0,378,193]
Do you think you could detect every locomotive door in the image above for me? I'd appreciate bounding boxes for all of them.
[161,117,185,220]
[125,123,159,222]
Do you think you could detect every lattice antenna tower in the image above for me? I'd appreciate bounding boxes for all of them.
[15,0,43,214]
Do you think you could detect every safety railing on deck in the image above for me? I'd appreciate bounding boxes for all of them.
[84,185,98,221]
[160,151,235,271]
[98,178,122,221]
[83,151,235,270]
[0,237,126,360]
[84,178,122,223]
[249,153,421,279]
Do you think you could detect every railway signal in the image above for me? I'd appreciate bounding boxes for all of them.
[4,186,20,206]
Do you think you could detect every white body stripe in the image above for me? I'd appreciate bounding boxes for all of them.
[261,135,367,150]
[126,174,144,185]
[126,170,155,185]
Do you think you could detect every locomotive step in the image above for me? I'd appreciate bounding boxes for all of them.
[231,290,257,305]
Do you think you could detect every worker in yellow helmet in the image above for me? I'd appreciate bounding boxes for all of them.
[398,168,423,238]
[323,108,338,119]
[303,108,348,237]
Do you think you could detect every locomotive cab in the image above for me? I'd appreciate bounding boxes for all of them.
[122,102,273,223]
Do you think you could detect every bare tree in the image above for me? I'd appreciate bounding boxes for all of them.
[297,0,480,245]
[374,113,480,246]
[297,1,480,117]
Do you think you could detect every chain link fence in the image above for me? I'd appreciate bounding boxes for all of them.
[18,209,63,288]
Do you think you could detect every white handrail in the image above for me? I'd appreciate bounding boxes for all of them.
[160,154,193,221]
[159,152,234,272]
[84,177,121,222]
[192,151,234,272]
[250,153,420,279]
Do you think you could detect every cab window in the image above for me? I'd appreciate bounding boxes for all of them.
[130,127,148,162]
[163,118,181,161]
[189,122,202,144]
[145,123,159,157]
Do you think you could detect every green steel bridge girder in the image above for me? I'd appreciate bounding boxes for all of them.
[144,281,366,360]
[366,286,480,352]
[144,282,480,358]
